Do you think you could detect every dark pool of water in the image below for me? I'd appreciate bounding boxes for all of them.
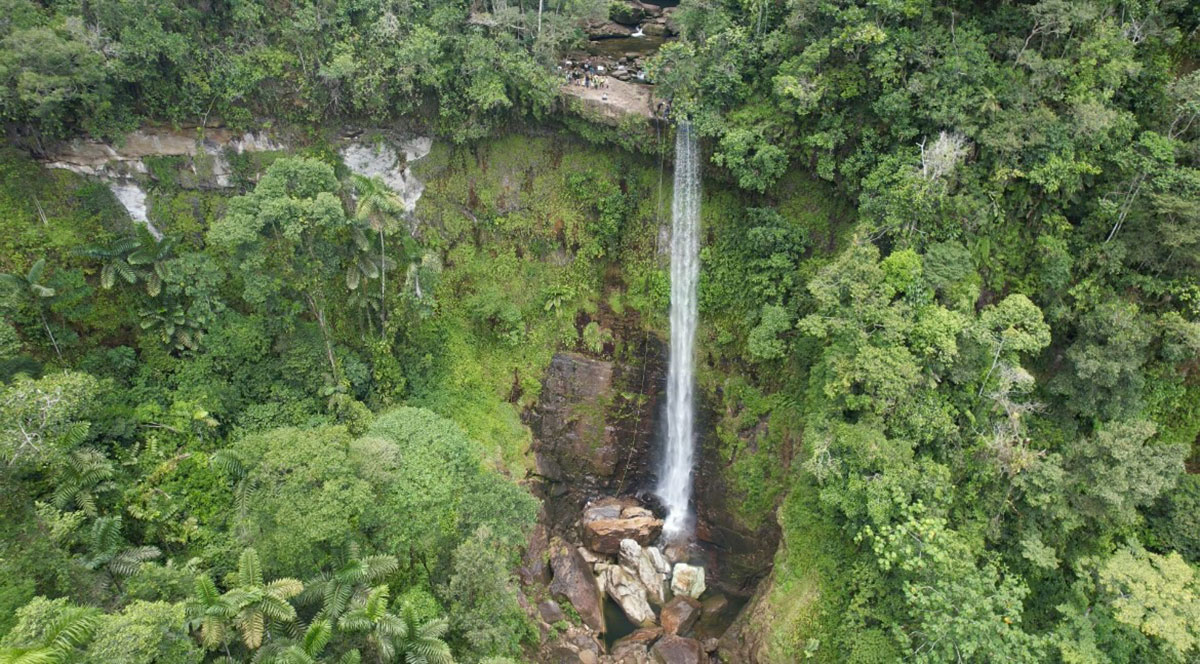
[603,596,640,650]
[583,35,667,60]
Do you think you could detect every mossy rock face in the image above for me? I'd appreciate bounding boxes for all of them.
[609,1,646,25]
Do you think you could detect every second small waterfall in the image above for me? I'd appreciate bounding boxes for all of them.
[657,121,700,540]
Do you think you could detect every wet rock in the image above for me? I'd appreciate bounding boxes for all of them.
[539,599,568,624]
[700,592,728,616]
[600,564,657,626]
[534,355,620,482]
[550,537,606,632]
[670,563,706,599]
[619,539,668,605]
[649,635,703,664]
[647,547,671,575]
[635,1,662,17]
[660,596,701,636]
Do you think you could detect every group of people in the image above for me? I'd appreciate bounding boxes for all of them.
[562,60,609,89]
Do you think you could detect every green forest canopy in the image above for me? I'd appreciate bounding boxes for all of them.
[1,0,1199,662]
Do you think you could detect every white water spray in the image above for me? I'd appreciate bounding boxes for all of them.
[657,121,700,540]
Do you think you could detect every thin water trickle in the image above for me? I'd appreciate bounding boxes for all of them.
[657,121,700,540]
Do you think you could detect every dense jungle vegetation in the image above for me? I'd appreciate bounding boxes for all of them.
[1,0,1199,662]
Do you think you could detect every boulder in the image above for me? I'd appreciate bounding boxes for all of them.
[619,539,668,605]
[609,2,646,26]
[610,644,652,664]
[545,645,586,664]
[660,596,701,636]
[614,626,663,651]
[621,505,654,519]
[565,627,605,659]
[579,546,607,565]
[587,20,635,39]
[701,638,719,653]
[600,564,657,626]
[670,563,706,599]
[549,537,606,632]
[649,635,703,664]
[539,599,568,624]
[647,546,671,575]
[641,21,668,37]
[585,516,663,554]
[700,592,728,616]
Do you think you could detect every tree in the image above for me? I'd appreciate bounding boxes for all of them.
[338,585,451,664]
[78,516,161,593]
[0,597,99,664]
[82,601,202,664]
[221,548,303,651]
[126,230,176,298]
[0,259,62,360]
[299,546,400,621]
[0,371,98,467]
[351,175,405,335]
[184,574,237,654]
[207,157,350,378]
[228,426,375,574]
[50,448,115,517]
[442,526,532,661]
[73,236,141,291]
[1097,545,1200,659]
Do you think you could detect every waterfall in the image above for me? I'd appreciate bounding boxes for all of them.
[107,181,163,240]
[657,121,700,540]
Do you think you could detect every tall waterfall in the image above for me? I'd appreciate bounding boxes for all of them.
[657,121,700,540]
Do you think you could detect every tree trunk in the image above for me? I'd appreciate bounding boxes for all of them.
[305,293,339,380]
[39,307,62,361]
[379,226,387,336]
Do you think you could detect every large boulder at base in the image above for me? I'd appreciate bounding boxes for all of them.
[670,563,706,599]
[600,564,657,626]
[619,539,669,605]
[549,537,606,632]
[583,501,664,554]
[611,627,661,664]
[614,626,663,651]
[660,596,701,636]
[650,635,703,664]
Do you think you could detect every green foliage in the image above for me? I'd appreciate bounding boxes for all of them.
[0,597,99,664]
[442,526,534,660]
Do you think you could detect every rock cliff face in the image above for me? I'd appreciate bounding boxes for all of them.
[529,347,665,529]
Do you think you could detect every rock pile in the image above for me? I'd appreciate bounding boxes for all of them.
[539,496,718,663]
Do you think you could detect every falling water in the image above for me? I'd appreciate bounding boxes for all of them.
[657,121,700,540]
[108,181,163,240]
